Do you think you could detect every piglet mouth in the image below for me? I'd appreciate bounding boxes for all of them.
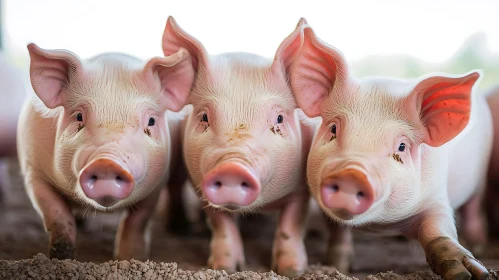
[330,209,355,221]
[214,204,242,211]
[78,158,135,207]
[94,196,120,208]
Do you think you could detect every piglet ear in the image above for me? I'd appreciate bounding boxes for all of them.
[271,18,307,81]
[162,16,208,73]
[27,43,82,109]
[287,24,349,117]
[409,70,481,147]
[143,48,195,112]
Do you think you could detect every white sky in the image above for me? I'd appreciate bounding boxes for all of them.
[4,0,499,64]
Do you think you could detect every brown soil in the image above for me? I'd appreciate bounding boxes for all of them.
[1,158,498,279]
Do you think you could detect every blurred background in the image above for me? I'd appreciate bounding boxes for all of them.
[1,0,499,89]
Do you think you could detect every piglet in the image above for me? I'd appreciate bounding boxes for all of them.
[17,43,192,260]
[161,17,316,277]
[289,22,492,280]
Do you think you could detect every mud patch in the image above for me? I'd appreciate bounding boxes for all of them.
[77,123,84,132]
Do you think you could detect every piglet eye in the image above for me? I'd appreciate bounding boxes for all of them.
[148,117,155,126]
[76,113,83,122]
[277,115,283,124]
[202,113,208,122]
[398,143,406,152]
[331,124,337,135]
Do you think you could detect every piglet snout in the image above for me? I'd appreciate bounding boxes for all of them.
[202,162,261,208]
[79,158,135,207]
[320,168,374,217]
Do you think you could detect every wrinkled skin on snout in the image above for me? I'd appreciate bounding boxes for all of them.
[161,17,316,277]
[17,43,193,260]
[289,22,492,280]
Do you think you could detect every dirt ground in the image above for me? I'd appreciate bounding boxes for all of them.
[1,158,499,279]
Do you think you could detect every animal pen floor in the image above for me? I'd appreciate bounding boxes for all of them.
[0,159,498,279]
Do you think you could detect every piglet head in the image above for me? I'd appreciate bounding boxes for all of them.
[161,17,306,212]
[289,25,480,225]
[27,43,194,210]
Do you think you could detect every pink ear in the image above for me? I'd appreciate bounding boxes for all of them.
[410,71,481,147]
[271,18,307,80]
[143,48,195,112]
[288,25,349,117]
[162,16,208,73]
[27,43,82,108]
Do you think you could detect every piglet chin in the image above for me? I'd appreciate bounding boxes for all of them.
[79,157,135,208]
[201,161,261,210]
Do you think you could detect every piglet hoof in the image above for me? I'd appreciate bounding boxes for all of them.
[208,239,245,273]
[425,236,489,280]
[271,238,307,277]
[49,238,75,260]
[207,255,244,274]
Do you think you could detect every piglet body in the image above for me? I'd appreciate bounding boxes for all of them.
[290,21,492,280]
[18,44,193,260]
[161,17,316,277]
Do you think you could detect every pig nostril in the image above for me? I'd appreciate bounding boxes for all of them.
[331,185,339,192]
[357,191,364,198]
[215,181,222,187]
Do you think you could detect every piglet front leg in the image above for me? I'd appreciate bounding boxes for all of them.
[325,221,353,274]
[271,192,309,278]
[206,208,245,273]
[27,178,76,259]
[114,187,161,260]
[412,205,489,280]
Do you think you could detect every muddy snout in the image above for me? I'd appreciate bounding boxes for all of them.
[320,168,375,217]
[201,161,261,208]
[79,158,135,207]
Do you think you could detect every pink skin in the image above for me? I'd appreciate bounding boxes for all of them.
[0,53,27,201]
[17,43,193,260]
[79,158,135,205]
[202,162,261,206]
[486,85,499,238]
[320,168,375,217]
[289,22,491,280]
[162,17,314,277]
